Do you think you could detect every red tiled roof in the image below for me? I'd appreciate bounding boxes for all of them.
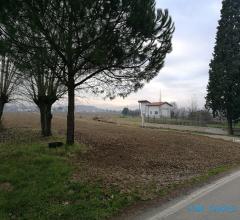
[146,102,172,107]
[138,100,151,103]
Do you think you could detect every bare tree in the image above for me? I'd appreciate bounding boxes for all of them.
[0,54,20,121]
[19,51,66,136]
[189,98,198,113]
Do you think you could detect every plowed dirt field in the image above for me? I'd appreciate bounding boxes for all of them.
[4,112,240,199]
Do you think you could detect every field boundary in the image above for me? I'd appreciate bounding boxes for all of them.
[112,164,240,220]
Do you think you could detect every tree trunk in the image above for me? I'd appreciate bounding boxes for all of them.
[227,114,233,135]
[66,81,75,145]
[39,106,45,136]
[45,104,52,136]
[39,104,53,137]
[0,101,5,122]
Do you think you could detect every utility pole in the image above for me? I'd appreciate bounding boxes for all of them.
[159,89,162,102]
[140,103,145,128]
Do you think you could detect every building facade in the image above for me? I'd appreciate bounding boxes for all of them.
[138,100,173,118]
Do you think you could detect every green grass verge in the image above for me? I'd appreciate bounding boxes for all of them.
[192,165,231,182]
[157,165,235,198]
[0,137,134,220]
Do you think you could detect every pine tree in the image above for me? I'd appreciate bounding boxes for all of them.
[206,0,240,135]
[0,0,174,145]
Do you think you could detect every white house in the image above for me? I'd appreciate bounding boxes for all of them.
[138,100,173,118]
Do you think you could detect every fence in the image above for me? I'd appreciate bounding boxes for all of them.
[146,117,226,128]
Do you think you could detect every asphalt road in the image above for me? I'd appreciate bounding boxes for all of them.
[132,170,240,220]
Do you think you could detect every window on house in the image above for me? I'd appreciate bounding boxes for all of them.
[155,111,158,115]
[150,111,152,115]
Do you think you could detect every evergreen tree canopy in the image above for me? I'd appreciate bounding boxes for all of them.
[206,0,240,134]
[122,107,130,116]
[0,0,174,97]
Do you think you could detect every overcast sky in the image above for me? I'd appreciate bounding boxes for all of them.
[75,0,222,110]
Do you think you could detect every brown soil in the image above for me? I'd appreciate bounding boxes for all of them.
[0,182,13,192]
[4,112,240,199]
[70,118,240,197]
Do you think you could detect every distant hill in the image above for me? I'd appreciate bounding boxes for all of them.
[4,104,37,112]
[53,105,107,113]
[4,103,117,113]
